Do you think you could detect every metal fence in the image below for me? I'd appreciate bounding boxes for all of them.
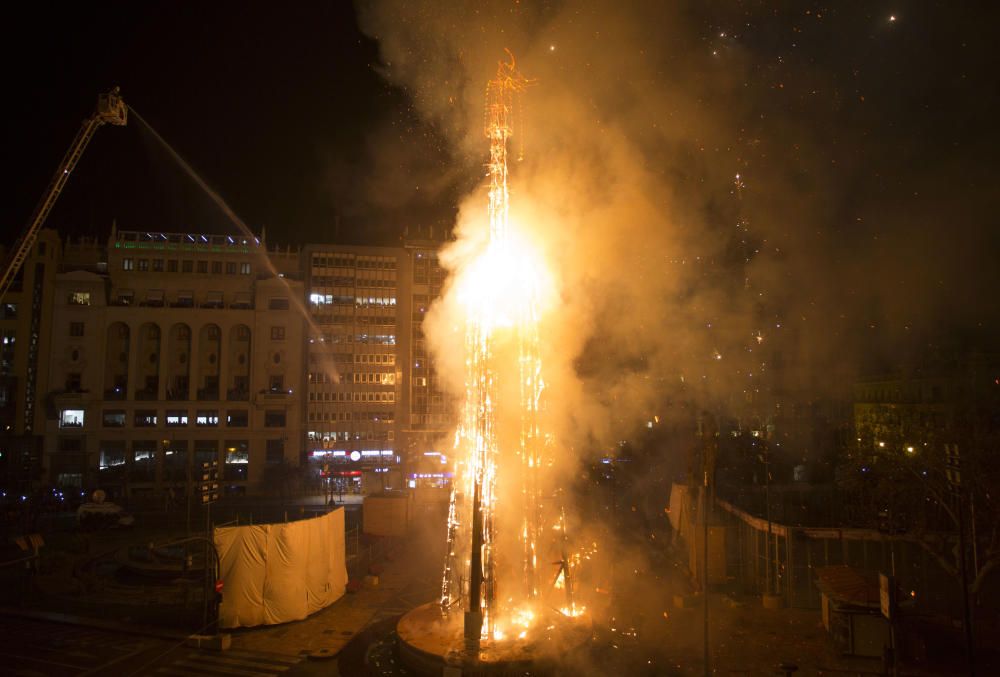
[715,497,962,616]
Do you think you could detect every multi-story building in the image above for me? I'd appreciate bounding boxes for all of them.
[303,244,406,492]
[0,229,61,491]
[401,233,452,489]
[44,227,305,498]
[853,352,1000,452]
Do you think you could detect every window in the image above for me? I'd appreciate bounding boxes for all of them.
[203,291,223,308]
[175,291,194,308]
[132,442,157,480]
[182,260,194,273]
[211,261,222,274]
[59,409,85,428]
[57,436,83,453]
[271,326,285,340]
[134,410,157,427]
[266,439,285,464]
[226,410,249,427]
[225,262,237,274]
[115,290,134,306]
[240,263,251,275]
[123,258,134,271]
[69,291,91,305]
[164,440,189,480]
[152,259,164,272]
[264,410,286,427]
[99,442,126,470]
[166,410,188,426]
[167,259,179,273]
[224,440,249,480]
[193,439,218,467]
[138,259,149,272]
[268,298,289,310]
[196,410,219,426]
[102,410,126,427]
[197,261,208,274]
[0,330,13,377]
[145,289,165,306]
[268,375,284,393]
[69,322,84,337]
[65,372,82,392]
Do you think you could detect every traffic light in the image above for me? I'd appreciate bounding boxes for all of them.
[200,460,220,504]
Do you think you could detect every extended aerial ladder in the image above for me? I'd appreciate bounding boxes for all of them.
[0,87,127,303]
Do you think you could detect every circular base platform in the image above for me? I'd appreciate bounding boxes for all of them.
[397,602,591,676]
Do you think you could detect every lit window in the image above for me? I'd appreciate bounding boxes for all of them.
[224,440,249,480]
[59,409,85,428]
[240,263,251,275]
[134,410,157,427]
[166,411,188,426]
[99,444,126,469]
[122,258,134,271]
[69,291,91,305]
[196,411,219,426]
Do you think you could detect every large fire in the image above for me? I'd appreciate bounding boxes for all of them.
[439,52,578,653]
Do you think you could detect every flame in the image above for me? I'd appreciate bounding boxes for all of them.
[440,52,581,646]
[453,229,554,332]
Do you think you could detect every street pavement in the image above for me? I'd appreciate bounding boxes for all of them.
[0,617,306,676]
[1,502,935,676]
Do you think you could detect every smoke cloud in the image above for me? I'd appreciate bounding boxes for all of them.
[352,2,999,666]
[355,1,999,451]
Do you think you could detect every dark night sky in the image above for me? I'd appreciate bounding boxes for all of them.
[2,1,998,358]
[1,1,449,246]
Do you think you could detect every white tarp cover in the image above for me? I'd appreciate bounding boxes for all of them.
[214,508,347,628]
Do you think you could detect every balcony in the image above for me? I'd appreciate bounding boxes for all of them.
[227,388,250,401]
[257,387,293,402]
[166,388,189,401]
[134,388,158,401]
[104,387,127,401]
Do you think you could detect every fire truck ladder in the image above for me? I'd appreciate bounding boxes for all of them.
[0,87,127,303]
